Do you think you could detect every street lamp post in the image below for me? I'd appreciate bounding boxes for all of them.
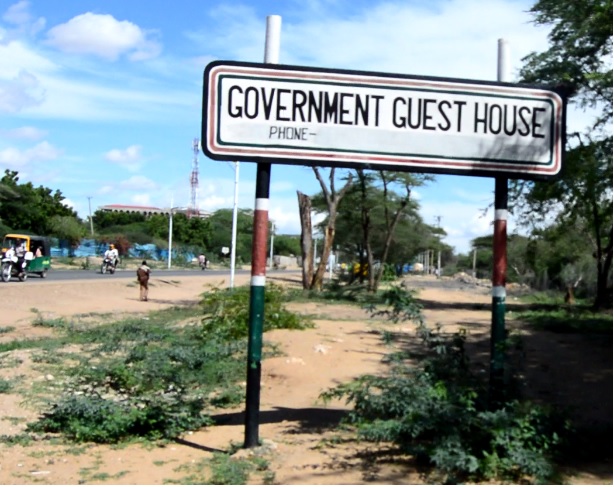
[269,221,275,268]
[87,197,94,236]
[167,199,180,270]
[167,207,174,269]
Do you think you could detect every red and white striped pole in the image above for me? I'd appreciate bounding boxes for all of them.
[244,14,281,449]
[489,38,510,405]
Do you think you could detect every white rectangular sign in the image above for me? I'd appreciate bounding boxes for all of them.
[202,61,565,179]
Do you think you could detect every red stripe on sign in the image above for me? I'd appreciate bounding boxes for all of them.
[207,145,561,175]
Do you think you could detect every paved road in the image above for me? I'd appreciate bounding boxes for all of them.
[22,267,296,282]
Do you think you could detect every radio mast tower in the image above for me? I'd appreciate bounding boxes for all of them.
[189,138,200,217]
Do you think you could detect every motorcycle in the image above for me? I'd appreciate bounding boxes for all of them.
[1,249,32,282]
[100,257,116,274]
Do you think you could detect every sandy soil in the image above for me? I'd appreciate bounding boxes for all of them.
[0,271,611,485]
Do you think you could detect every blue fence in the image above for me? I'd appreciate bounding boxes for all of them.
[50,239,195,262]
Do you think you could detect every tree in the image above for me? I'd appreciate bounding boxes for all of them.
[312,170,437,291]
[309,168,353,291]
[297,191,314,289]
[93,210,145,230]
[0,170,78,235]
[513,0,613,308]
[207,208,254,263]
[50,215,86,248]
[370,171,432,290]
[273,234,301,257]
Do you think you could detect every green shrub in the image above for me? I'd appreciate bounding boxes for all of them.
[200,283,314,341]
[0,378,12,393]
[27,307,249,443]
[321,285,570,484]
[29,393,211,443]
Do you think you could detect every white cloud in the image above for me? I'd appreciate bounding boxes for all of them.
[3,0,31,25]
[0,125,47,140]
[62,197,75,210]
[1,0,45,36]
[45,12,161,61]
[203,0,549,84]
[104,145,143,171]
[119,175,158,191]
[201,194,229,209]
[131,193,152,206]
[97,185,114,195]
[0,69,45,112]
[0,140,61,167]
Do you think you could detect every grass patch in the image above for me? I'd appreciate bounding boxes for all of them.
[0,326,15,334]
[0,378,13,393]
[17,286,310,444]
[170,447,275,485]
[0,337,68,354]
[200,283,314,341]
[515,307,612,334]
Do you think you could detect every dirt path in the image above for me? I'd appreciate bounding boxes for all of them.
[0,273,611,484]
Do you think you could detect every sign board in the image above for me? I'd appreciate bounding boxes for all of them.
[202,61,565,179]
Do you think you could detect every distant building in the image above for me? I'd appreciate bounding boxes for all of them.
[99,204,211,219]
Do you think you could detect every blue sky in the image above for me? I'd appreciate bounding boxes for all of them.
[0,0,590,253]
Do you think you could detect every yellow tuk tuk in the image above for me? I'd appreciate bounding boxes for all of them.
[1,234,52,278]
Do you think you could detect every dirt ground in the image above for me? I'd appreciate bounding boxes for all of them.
[0,271,611,485]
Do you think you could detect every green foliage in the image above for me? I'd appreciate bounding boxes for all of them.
[520,0,612,123]
[25,307,248,443]
[0,378,12,393]
[515,306,612,333]
[0,170,79,235]
[315,170,440,287]
[208,453,254,484]
[273,234,301,256]
[200,283,314,342]
[365,285,424,325]
[207,208,254,262]
[514,0,613,308]
[304,280,374,303]
[25,298,312,444]
[50,215,86,246]
[171,449,275,485]
[93,210,146,229]
[380,263,398,281]
[29,394,210,443]
[321,285,571,483]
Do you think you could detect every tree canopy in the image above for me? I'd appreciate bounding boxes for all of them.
[512,0,613,307]
[0,170,79,236]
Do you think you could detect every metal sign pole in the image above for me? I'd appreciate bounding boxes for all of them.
[244,14,281,449]
[489,39,510,405]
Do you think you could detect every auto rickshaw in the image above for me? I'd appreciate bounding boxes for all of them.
[1,234,52,279]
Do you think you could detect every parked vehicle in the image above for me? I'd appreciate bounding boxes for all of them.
[100,257,116,274]
[1,234,51,280]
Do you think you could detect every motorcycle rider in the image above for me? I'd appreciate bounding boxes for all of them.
[14,239,27,275]
[104,244,119,269]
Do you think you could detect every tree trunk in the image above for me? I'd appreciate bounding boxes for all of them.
[297,191,313,290]
[371,171,411,292]
[310,168,353,291]
[594,228,613,309]
[355,170,375,290]
[311,219,335,291]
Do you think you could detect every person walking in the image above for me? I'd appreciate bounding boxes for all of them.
[136,260,151,302]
